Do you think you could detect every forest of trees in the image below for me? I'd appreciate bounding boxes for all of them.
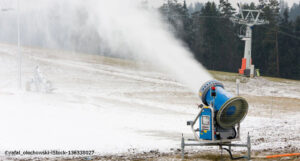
[159,0,300,79]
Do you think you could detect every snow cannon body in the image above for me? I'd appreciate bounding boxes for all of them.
[183,80,252,160]
[187,80,248,142]
[199,80,248,130]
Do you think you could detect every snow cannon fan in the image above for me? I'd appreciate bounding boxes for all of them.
[187,80,248,141]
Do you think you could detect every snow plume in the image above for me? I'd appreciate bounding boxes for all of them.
[0,0,212,93]
[87,0,212,93]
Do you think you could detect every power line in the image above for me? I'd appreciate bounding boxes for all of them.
[191,15,228,19]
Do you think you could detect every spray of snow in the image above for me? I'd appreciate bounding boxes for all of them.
[86,0,212,92]
[0,0,211,93]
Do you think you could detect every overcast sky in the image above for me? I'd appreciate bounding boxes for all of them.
[148,0,300,8]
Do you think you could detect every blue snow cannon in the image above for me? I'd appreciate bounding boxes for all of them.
[198,80,248,140]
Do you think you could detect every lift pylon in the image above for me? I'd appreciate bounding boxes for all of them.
[231,3,269,77]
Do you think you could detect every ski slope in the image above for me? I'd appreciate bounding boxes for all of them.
[0,44,299,156]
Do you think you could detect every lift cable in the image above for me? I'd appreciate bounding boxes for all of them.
[278,25,300,33]
[261,25,300,41]
[164,14,300,41]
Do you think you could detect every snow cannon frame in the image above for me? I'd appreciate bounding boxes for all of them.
[181,80,251,160]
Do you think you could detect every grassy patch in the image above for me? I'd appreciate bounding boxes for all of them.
[208,70,249,83]
[209,70,300,83]
[261,76,299,83]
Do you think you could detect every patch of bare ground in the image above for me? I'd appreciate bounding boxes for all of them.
[243,95,300,112]
[241,94,300,118]
[4,150,300,161]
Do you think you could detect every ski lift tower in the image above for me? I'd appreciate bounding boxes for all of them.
[231,3,268,77]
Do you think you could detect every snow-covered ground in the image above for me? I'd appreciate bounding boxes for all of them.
[0,44,299,157]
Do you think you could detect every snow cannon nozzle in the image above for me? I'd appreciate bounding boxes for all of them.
[199,80,249,129]
[199,80,224,105]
